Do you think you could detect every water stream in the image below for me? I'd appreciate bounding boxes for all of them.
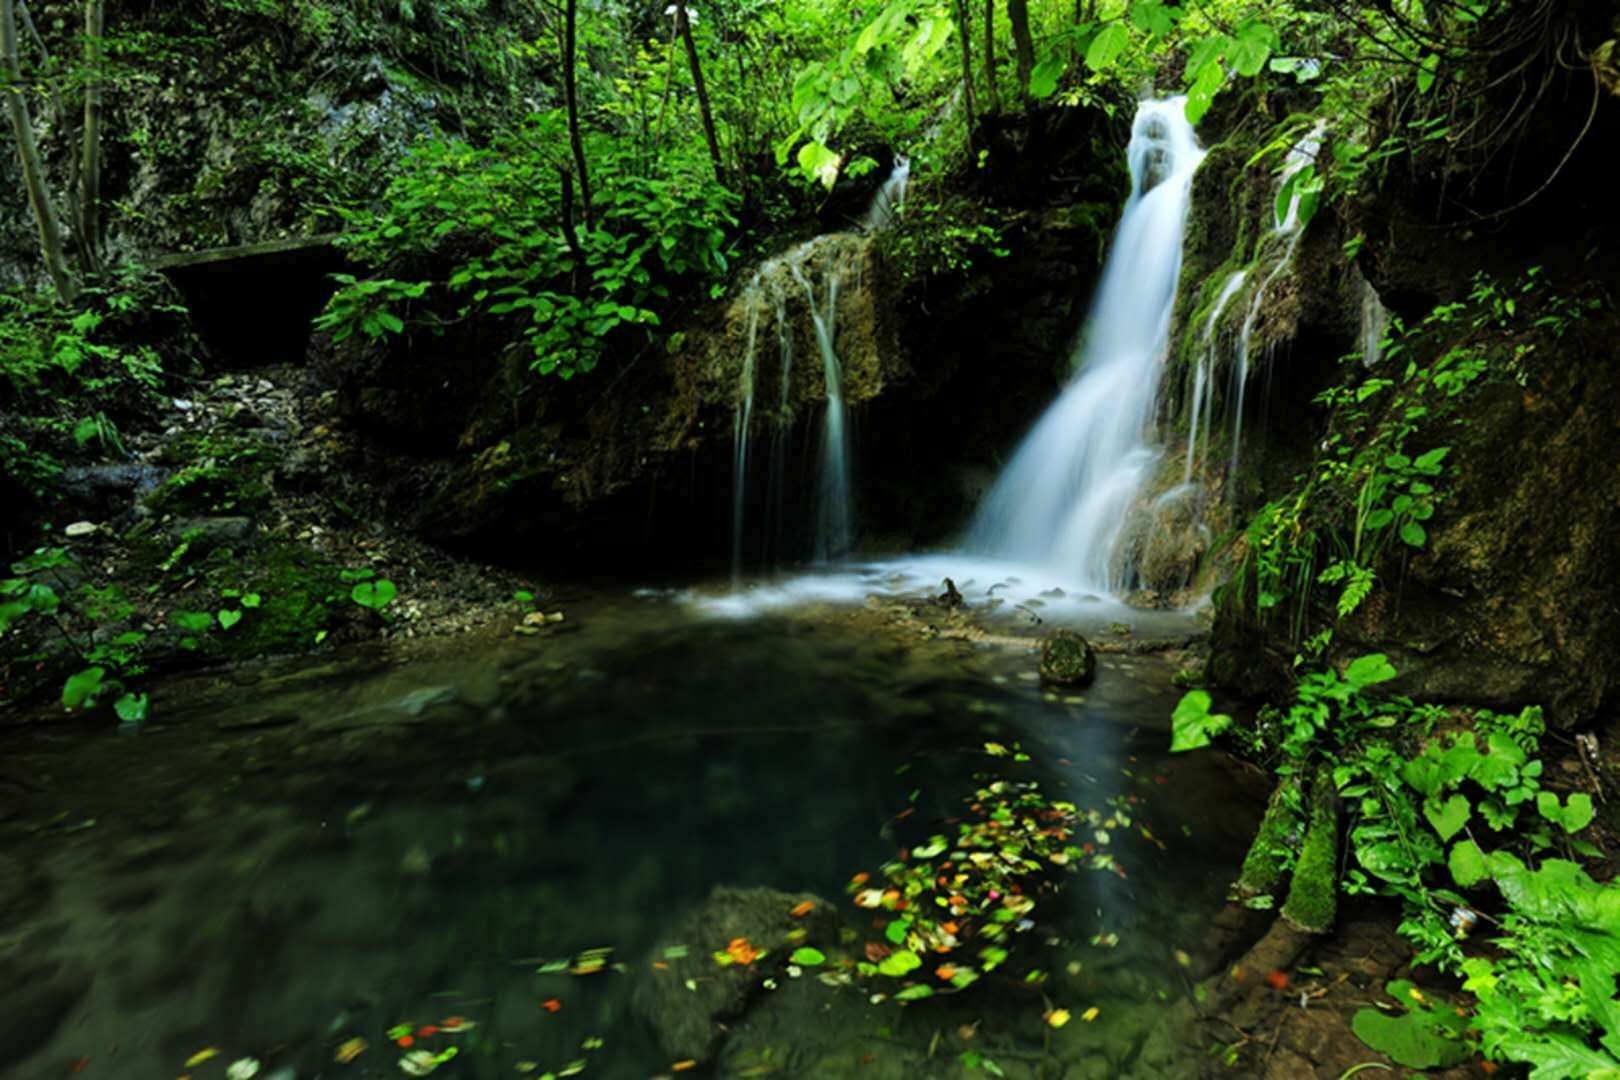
[964,100,1204,594]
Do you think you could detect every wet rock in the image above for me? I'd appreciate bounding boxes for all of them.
[634,885,837,1064]
[1039,630,1097,687]
[171,516,256,550]
[274,446,324,488]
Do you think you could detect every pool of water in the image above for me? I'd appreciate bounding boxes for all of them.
[0,584,1258,1080]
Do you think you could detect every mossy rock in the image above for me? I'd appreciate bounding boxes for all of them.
[1236,778,1302,897]
[1039,629,1096,686]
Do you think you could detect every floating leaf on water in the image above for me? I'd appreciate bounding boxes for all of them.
[895,984,934,1001]
[541,998,562,1012]
[1081,1006,1100,1022]
[581,1036,605,1051]
[877,950,922,977]
[854,889,885,909]
[1045,1009,1072,1028]
[662,945,690,960]
[336,1037,369,1063]
[557,1058,588,1077]
[790,947,826,966]
[984,742,1009,756]
[537,959,570,974]
[672,1061,699,1072]
[398,1050,442,1076]
[789,901,815,918]
[185,1048,222,1068]
[439,1016,475,1032]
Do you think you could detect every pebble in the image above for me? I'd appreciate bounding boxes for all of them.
[63,521,98,538]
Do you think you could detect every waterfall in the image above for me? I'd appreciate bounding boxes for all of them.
[727,158,908,576]
[963,99,1205,593]
[1184,270,1247,486]
[1359,276,1387,367]
[1229,122,1325,477]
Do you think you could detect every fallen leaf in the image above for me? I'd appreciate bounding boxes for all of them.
[1045,1009,1072,1028]
[1081,1006,1100,1022]
[185,1049,221,1068]
[1266,969,1290,990]
[790,901,815,918]
[672,1061,698,1072]
[541,998,563,1013]
[335,1037,368,1064]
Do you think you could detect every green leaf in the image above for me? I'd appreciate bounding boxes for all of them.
[1425,794,1471,841]
[789,947,826,966]
[114,692,150,724]
[217,608,243,631]
[62,666,107,710]
[241,593,262,609]
[885,918,910,945]
[1171,690,1232,753]
[894,984,934,1001]
[1085,21,1129,72]
[1416,53,1440,94]
[1351,1006,1471,1069]
[1029,54,1064,99]
[1184,57,1225,124]
[1448,840,1487,887]
[877,950,922,977]
[1344,654,1398,691]
[1399,521,1428,548]
[172,610,214,633]
[351,579,398,610]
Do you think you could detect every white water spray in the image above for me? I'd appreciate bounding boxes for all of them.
[964,99,1205,593]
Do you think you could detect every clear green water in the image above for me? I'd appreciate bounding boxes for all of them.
[1,592,1258,1079]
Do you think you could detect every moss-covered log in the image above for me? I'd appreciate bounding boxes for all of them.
[1281,767,1340,934]
[1236,776,1301,898]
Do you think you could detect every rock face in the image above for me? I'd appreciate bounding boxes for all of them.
[633,885,838,1064]
[1039,630,1096,687]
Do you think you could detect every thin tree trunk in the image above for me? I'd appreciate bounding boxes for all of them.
[1007,0,1034,97]
[982,0,1000,114]
[953,0,977,145]
[675,3,723,183]
[1,0,77,302]
[562,0,592,229]
[80,0,103,269]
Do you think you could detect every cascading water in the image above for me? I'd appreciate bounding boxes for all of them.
[1229,122,1325,477]
[964,99,1205,593]
[727,159,908,575]
[1183,269,1247,486]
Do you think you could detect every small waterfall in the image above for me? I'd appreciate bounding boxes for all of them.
[730,277,764,584]
[1184,270,1247,486]
[726,158,908,576]
[1359,276,1387,367]
[964,99,1205,593]
[1229,122,1325,477]
[863,155,910,231]
[792,258,852,560]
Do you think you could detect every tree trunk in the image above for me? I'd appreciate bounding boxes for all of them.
[675,3,724,183]
[80,0,104,269]
[562,0,592,229]
[953,0,977,145]
[982,0,1000,114]
[1,0,77,302]
[1007,0,1034,97]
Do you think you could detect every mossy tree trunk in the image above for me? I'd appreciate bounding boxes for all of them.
[1280,766,1340,934]
[1,0,78,303]
[79,0,104,270]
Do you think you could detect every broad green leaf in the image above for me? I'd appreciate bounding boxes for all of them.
[1184,58,1224,124]
[894,984,934,1001]
[789,947,826,966]
[1085,22,1129,72]
[1344,653,1397,690]
[1425,794,1471,841]
[351,579,398,610]
[1448,839,1487,887]
[62,666,107,710]
[877,950,922,977]
[1399,521,1428,548]
[1029,55,1065,99]
[217,608,243,631]
[1170,690,1232,753]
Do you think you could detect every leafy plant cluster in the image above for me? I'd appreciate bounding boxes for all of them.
[1231,266,1596,641]
[1174,653,1619,1077]
[875,195,1008,287]
[318,124,738,379]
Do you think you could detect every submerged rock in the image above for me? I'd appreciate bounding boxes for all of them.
[634,885,837,1064]
[1039,630,1097,687]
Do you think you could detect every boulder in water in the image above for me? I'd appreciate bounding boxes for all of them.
[1039,630,1096,686]
[634,885,837,1064]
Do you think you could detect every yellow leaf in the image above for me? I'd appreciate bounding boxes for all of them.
[185,1049,221,1068]
[1081,1006,1100,1022]
[1045,1009,1072,1028]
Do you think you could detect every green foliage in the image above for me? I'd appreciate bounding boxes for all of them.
[1170,690,1231,752]
[326,122,737,379]
[876,197,1008,286]
[1351,980,1472,1069]
[350,578,399,611]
